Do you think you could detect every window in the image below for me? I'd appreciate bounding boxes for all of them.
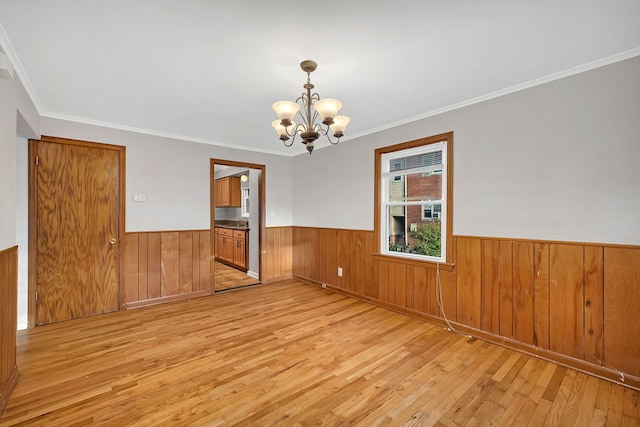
[422,203,442,220]
[375,132,453,263]
[241,188,250,217]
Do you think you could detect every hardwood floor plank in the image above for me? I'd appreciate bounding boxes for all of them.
[214,261,259,290]
[574,375,608,427]
[1,280,637,426]
[623,388,640,418]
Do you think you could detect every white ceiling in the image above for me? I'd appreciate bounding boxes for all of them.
[1,1,639,156]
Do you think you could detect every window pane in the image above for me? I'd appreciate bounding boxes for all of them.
[407,171,442,201]
[406,220,442,257]
[388,176,406,203]
[241,188,250,217]
[387,205,442,257]
[387,205,406,251]
[387,171,443,203]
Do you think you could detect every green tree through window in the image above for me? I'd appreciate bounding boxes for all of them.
[410,221,441,256]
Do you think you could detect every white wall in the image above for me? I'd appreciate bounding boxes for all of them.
[39,118,294,230]
[247,168,260,277]
[0,75,38,249]
[292,56,640,246]
[0,67,39,330]
[15,135,29,329]
[0,77,17,250]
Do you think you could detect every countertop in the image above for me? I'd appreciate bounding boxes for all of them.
[214,221,250,231]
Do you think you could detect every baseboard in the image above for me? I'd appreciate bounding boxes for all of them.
[123,289,212,309]
[247,270,259,279]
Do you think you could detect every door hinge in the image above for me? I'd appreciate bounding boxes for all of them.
[35,291,38,302]
[35,155,39,166]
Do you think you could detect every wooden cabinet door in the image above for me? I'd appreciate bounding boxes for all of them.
[221,236,233,263]
[214,177,241,207]
[225,236,235,263]
[220,178,230,206]
[228,178,241,207]
[215,179,223,207]
[234,237,246,269]
[216,229,234,263]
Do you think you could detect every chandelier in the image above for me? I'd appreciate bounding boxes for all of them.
[272,60,350,154]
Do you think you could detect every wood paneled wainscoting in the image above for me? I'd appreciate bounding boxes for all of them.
[123,227,293,307]
[0,246,18,413]
[264,226,293,282]
[292,227,640,390]
[123,230,212,308]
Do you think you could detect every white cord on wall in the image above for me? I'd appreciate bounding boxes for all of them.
[435,262,472,338]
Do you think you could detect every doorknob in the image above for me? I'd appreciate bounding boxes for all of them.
[109,238,117,245]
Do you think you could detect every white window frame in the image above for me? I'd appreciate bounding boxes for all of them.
[380,141,448,263]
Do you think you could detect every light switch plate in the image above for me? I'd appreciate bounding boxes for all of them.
[133,193,146,202]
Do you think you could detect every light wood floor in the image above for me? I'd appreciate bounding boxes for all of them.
[1,280,638,426]
[214,261,260,291]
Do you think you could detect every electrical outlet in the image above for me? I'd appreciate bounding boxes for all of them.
[338,267,343,277]
[322,283,327,289]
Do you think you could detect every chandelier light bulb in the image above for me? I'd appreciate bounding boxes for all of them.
[329,115,350,137]
[272,101,300,122]
[313,98,342,124]
[272,119,294,140]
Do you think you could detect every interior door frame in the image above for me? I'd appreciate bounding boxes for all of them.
[210,158,265,289]
[28,135,126,328]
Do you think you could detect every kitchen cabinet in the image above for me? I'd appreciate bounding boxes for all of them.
[215,176,241,207]
[232,230,247,270]
[215,228,234,264]
[214,227,248,271]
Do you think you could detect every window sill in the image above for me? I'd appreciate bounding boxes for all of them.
[372,253,455,272]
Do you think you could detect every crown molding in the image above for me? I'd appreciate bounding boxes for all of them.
[40,112,296,157]
[344,47,640,143]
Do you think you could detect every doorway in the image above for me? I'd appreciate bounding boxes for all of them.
[210,159,265,291]
[29,136,125,325]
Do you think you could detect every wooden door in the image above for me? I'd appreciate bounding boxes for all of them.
[33,137,124,325]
